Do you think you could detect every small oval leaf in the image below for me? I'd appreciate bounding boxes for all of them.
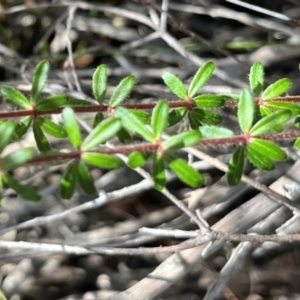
[4,174,41,201]
[227,146,244,186]
[162,130,202,150]
[61,162,78,199]
[128,151,151,168]
[109,75,135,107]
[114,107,154,142]
[82,152,122,169]
[151,99,169,139]
[168,107,187,127]
[162,71,188,100]
[188,61,215,97]
[250,109,291,136]
[13,116,32,140]
[238,88,255,133]
[31,59,50,103]
[246,143,274,170]
[81,117,122,151]
[199,125,234,138]
[262,78,292,100]
[193,94,224,107]
[33,121,51,152]
[0,121,15,154]
[77,162,97,195]
[93,64,107,104]
[62,107,82,149]
[3,147,35,172]
[249,62,264,96]
[249,138,287,161]
[0,85,31,109]
[37,117,67,138]
[166,156,203,188]
[35,94,68,111]
[264,101,300,116]
[152,154,166,190]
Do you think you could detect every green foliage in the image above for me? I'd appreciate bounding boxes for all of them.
[30,59,50,104]
[0,122,39,200]
[238,88,255,133]
[0,59,300,199]
[162,71,188,99]
[63,107,82,149]
[188,61,216,97]
[151,99,168,139]
[0,85,31,108]
[261,78,292,100]
[227,147,245,186]
[249,62,264,96]
[92,64,107,104]
[109,75,136,107]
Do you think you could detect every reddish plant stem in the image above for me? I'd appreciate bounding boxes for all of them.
[26,129,300,165]
[3,96,300,119]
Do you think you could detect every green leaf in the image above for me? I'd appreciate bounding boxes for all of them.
[12,116,32,140]
[166,156,203,188]
[249,138,287,161]
[189,109,222,128]
[0,121,15,153]
[37,117,67,138]
[193,94,224,107]
[188,110,202,129]
[60,162,78,199]
[249,62,264,96]
[262,78,292,100]
[4,174,41,201]
[199,125,234,138]
[92,64,107,103]
[35,94,68,110]
[128,151,151,168]
[114,107,154,142]
[109,75,135,107]
[82,152,122,169]
[162,71,188,100]
[151,100,168,139]
[93,112,104,128]
[162,130,202,150]
[31,59,49,103]
[33,121,51,152]
[152,154,166,190]
[117,128,132,144]
[259,106,272,117]
[77,161,97,195]
[62,107,82,149]
[246,143,274,170]
[0,85,31,108]
[250,109,292,136]
[82,117,121,151]
[168,108,186,127]
[129,109,150,124]
[238,88,255,133]
[3,147,35,172]
[264,101,300,115]
[227,147,244,186]
[188,61,215,97]
[294,137,300,149]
